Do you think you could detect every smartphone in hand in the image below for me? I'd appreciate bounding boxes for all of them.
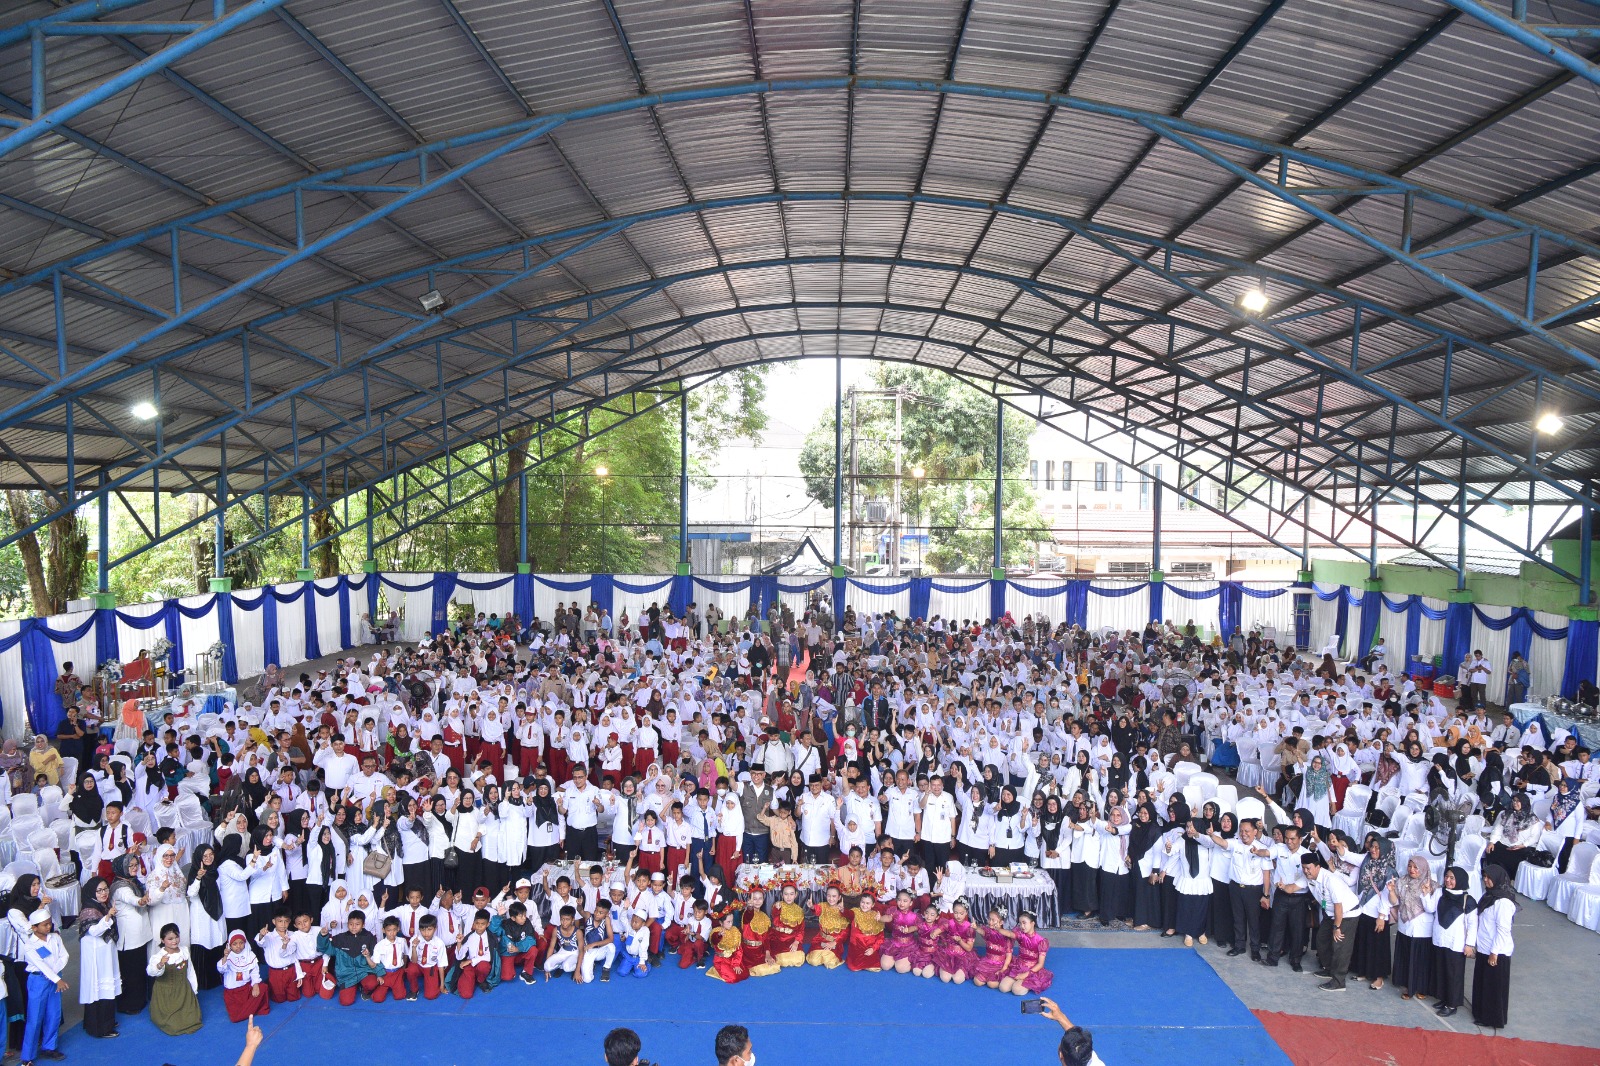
[1020,998,1047,1015]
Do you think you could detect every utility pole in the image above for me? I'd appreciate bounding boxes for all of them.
[891,389,903,576]
[848,387,858,573]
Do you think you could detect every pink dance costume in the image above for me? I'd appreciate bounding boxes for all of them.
[908,916,939,970]
[1004,929,1054,992]
[972,926,1014,983]
[884,909,921,963]
[935,915,979,976]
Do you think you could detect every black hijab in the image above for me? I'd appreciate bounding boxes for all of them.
[187,844,224,921]
[77,876,116,940]
[1479,863,1520,913]
[241,767,268,810]
[532,782,558,828]
[1128,802,1162,864]
[1185,817,1211,878]
[1039,797,1065,850]
[1436,865,1475,930]
[69,774,103,824]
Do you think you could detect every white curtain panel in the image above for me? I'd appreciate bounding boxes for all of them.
[230,593,266,679]
[613,576,674,629]
[346,575,374,640]
[1530,611,1568,700]
[1346,596,1365,660]
[313,579,346,655]
[115,600,169,660]
[1379,598,1409,662]
[929,581,990,627]
[1087,580,1149,633]
[1240,586,1295,639]
[692,579,752,626]
[1418,598,1447,665]
[176,594,221,675]
[533,575,591,622]
[50,609,99,682]
[275,585,308,666]
[456,573,515,619]
[776,579,829,624]
[1166,581,1220,636]
[0,620,25,741]
[843,578,912,619]
[1469,606,1513,704]
[1007,578,1070,626]
[1310,585,1341,654]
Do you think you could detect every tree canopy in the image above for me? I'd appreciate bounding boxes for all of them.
[796,366,1045,572]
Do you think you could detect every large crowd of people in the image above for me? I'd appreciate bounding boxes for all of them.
[6,593,1594,1061]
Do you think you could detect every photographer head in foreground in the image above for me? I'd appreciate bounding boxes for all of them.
[605,1028,647,1066]
[715,1024,756,1066]
[1036,997,1102,1066]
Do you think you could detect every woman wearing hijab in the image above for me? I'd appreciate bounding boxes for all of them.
[1470,864,1518,1029]
[1036,796,1069,913]
[1428,866,1475,1017]
[1295,755,1334,829]
[528,781,562,874]
[111,854,154,1013]
[1486,791,1543,878]
[990,786,1027,867]
[1387,855,1436,1001]
[1548,776,1586,873]
[1095,803,1133,926]
[1204,808,1236,948]
[146,843,189,948]
[1066,796,1101,918]
[77,877,121,1038]
[1128,803,1163,931]
[449,791,485,894]
[1476,750,1508,816]
[1348,836,1395,990]
[1169,816,1214,947]
[185,844,226,989]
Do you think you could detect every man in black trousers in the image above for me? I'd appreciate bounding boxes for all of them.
[1262,823,1311,971]
[1209,817,1272,960]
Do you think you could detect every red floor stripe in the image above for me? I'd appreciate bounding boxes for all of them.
[1253,1009,1600,1066]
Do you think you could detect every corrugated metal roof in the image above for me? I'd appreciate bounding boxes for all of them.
[0,0,1595,540]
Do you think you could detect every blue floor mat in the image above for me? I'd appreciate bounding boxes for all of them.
[68,948,1289,1066]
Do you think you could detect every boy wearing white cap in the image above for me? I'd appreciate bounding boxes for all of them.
[21,908,66,1064]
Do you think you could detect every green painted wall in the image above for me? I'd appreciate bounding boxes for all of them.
[1310,557,1581,614]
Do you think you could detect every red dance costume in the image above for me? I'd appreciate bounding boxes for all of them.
[809,903,850,962]
[845,907,885,971]
[972,926,1014,983]
[1004,930,1054,992]
[710,926,746,983]
[769,900,807,958]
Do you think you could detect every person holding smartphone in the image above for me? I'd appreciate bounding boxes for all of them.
[1027,996,1103,1066]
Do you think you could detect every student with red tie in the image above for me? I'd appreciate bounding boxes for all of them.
[454,910,495,999]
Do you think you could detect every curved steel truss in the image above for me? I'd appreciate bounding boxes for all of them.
[3,0,1600,585]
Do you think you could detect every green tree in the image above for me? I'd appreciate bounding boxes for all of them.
[796,366,1046,571]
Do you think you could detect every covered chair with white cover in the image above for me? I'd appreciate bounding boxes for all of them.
[1546,842,1600,915]
[1213,784,1239,815]
[1563,850,1600,932]
[1235,739,1262,790]
[1333,784,1372,842]
[1236,797,1266,826]
[1258,748,1284,798]
[1514,831,1565,901]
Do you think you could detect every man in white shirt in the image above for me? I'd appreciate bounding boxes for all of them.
[882,769,919,857]
[836,777,881,859]
[557,765,603,861]
[916,776,958,873]
[796,775,838,864]
[1301,852,1359,991]
[1467,651,1492,713]
[1263,824,1311,971]
[313,736,358,794]
[1209,818,1272,961]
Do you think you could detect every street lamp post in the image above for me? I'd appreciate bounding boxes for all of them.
[911,466,925,574]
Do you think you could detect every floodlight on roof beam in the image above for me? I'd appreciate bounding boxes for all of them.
[1235,287,1270,315]
[419,289,445,314]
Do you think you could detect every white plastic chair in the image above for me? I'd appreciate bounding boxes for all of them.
[1454,835,1487,897]
[1191,773,1220,802]
[123,807,152,838]
[1173,761,1202,791]
[26,828,57,859]
[1236,796,1266,826]
[10,794,37,819]
[8,816,42,849]
[1386,806,1413,841]
[1562,851,1600,931]
[1182,783,1204,812]
[1515,830,1565,901]
[176,794,208,829]
[1547,842,1599,914]
[58,758,77,790]
[1258,750,1283,798]
[73,830,98,883]
[1214,784,1239,814]
[1235,740,1261,789]
[1333,784,1371,841]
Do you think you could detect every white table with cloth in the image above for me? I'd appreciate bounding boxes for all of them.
[1510,701,1600,748]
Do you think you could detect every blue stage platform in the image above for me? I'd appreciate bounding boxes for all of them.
[69,948,1290,1066]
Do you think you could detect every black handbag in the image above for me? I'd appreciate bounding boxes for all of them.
[442,846,461,869]
[1526,850,1555,868]
[1365,808,1391,829]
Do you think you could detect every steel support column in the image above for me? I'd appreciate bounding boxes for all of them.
[1583,481,1594,605]
[833,356,843,569]
[96,483,108,594]
[1152,479,1163,573]
[993,395,1004,574]
[678,387,689,569]
[518,468,529,567]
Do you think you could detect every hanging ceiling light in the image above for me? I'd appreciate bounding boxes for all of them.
[1236,287,1270,315]
[1536,411,1565,434]
[130,401,159,420]
[419,289,445,313]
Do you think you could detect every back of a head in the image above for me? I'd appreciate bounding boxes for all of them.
[604,1027,642,1066]
[715,1024,750,1066]
[1059,1025,1094,1066]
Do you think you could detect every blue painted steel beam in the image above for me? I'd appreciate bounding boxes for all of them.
[1441,0,1600,87]
[12,185,1591,480]
[0,0,288,160]
[6,77,1597,384]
